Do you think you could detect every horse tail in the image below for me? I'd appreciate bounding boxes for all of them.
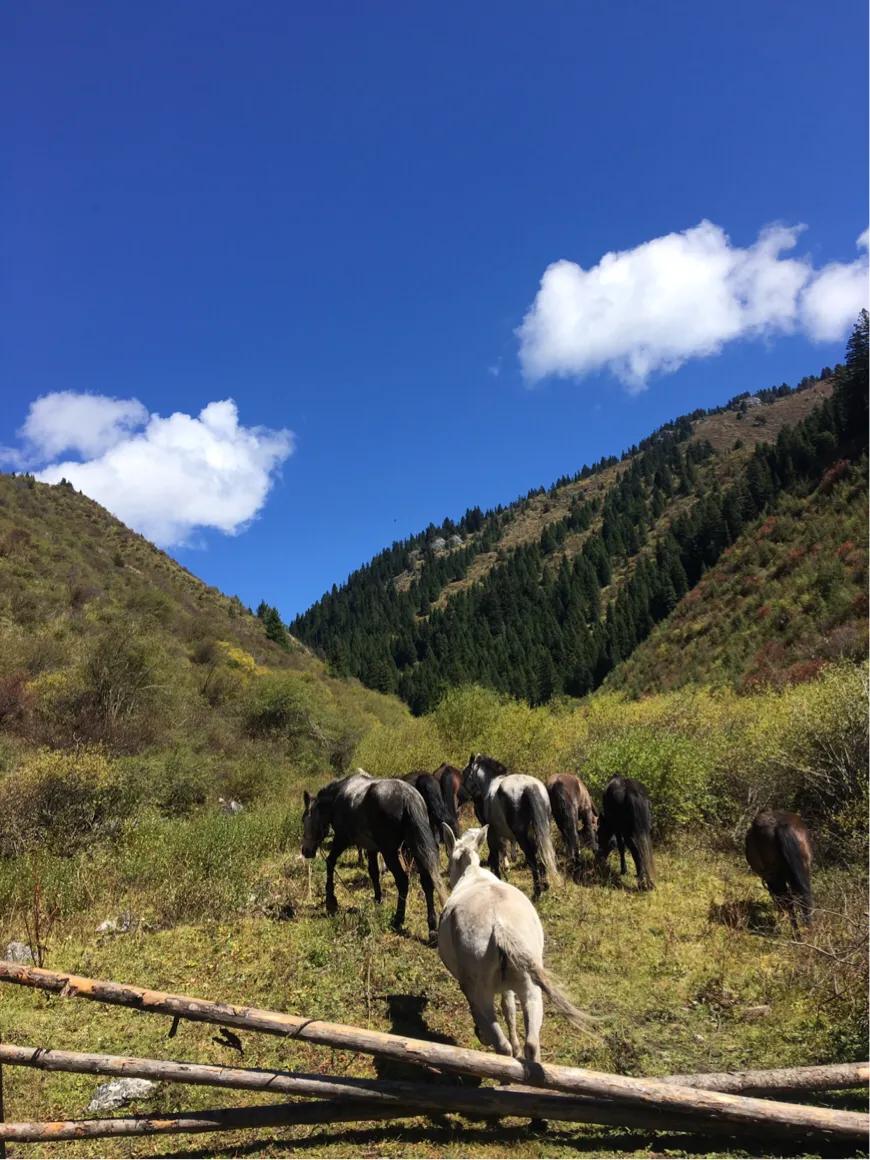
[404,790,447,905]
[417,775,453,846]
[493,922,597,1036]
[777,823,813,917]
[527,786,560,886]
[629,790,655,887]
[547,780,577,856]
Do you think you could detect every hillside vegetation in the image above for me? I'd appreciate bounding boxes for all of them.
[0,473,408,806]
[291,316,867,713]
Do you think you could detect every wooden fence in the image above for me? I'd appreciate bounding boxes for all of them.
[0,961,866,1151]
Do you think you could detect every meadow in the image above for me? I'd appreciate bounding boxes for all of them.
[0,664,866,1158]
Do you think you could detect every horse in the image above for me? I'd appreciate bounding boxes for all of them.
[402,771,455,846]
[547,773,598,878]
[462,754,559,898]
[745,810,813,931]
[301,770,445,938]
[431,763,465,833]
[596,776,655,890]
[438,825,592,1062]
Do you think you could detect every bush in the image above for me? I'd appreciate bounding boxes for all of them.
[0,747,126,856]
[155,749,210,817]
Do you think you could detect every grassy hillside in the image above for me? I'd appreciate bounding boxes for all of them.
[608,460,868,695]
[291,342,865,712]
[0,471,407,794]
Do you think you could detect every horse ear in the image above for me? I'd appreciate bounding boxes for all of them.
[475,825,488,852]
[303,790,311,808]
[442,824,456,853]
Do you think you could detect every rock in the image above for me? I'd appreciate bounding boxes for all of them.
[87,1078,158,1112]
[96,911,136,935]
[5,941,34,964]
[742,1003,772,1020]
[218,797,244,815]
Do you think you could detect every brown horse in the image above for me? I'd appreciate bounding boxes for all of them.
[745,810,813,931]
[547,773,598,877]
[431,763,464,833]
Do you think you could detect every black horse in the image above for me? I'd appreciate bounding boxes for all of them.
[596,776,655,890]
[403,771,455,846]
[745,810,813,931]
[302,771,445,938]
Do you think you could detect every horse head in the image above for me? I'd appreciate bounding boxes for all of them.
[301,788,332,858]
[443,824,488,887]
[462,752,502,800]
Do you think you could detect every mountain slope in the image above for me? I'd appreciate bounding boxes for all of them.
[607,459,868,695]
[0,473,406,760]
[292,317,867,712]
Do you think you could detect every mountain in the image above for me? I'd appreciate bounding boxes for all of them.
[291,314,868,713]
[0,473,405,763]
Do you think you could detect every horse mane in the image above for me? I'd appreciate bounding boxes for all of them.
[476,753,509,777]
[316,773,365,806]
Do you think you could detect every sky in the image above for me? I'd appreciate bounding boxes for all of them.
[3,1,867,620]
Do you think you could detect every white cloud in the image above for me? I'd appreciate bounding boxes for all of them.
[21,392,150,459]
[27,394,294,547]
[517,222,869,391]
[800,231,870,342]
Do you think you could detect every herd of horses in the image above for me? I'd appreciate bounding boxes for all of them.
[300,753,813,1061]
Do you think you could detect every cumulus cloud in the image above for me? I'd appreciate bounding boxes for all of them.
[20,392,150,459]
[799,231,870,342]
[517,222,869,391]
[24,393,294,546]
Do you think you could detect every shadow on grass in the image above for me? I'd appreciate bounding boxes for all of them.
[373,993,482,1092]
[708,896,778,935]
[158,1118,865,1160]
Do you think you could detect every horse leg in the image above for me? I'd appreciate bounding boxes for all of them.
[416,861,439,941]
[516,832,543,899]
[325,836,351,915]
[367,852,382,904]
[487,834,503,880]
[616,833,627,875]
[382,848,409,931]
[625,837,648,890]
[517,975,544,1063]
[470,995,514,1056]
[500,991,522,1058]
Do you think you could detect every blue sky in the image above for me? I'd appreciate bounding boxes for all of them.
[3,1,867,619]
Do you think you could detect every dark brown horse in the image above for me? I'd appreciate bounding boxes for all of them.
[547,773,598,877]
[402,771,455,846]
[431,763,464,833]
[596,776,655,890]
[745,810,813,931]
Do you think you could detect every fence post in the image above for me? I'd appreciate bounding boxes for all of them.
[0,1032,6,1160]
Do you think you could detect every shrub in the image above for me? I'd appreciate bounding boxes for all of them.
[155,749,210,817]
[0,747,125,856]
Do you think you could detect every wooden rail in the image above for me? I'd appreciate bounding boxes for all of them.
[1,961,866,1146]
[0,1042,825,1139]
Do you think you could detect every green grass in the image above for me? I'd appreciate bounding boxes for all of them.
[1,822,865,1159]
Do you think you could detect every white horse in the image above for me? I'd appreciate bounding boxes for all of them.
[438,825,591,1062]
[462,754,559,898]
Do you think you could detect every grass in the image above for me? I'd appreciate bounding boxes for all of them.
[0,813,866,1159]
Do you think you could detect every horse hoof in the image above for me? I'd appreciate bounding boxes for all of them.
[325,899,338,916]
